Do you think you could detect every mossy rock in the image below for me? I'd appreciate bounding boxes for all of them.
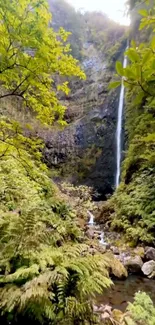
[134,247,145,258]
[112,309,124,322]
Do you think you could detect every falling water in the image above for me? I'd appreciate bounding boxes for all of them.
[88,211,94,226]
[115,50,128,188]
[99,232,107,245]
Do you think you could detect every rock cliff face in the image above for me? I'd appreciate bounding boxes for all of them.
[43,1,126,199]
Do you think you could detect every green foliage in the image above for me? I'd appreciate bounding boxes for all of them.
[0,117,44,167]
[0,0,85,125]
[111,110,155,244]
[107,37,127,69]
[126,292,155,325]
[109,81,121,89]
[111,169,155,244]
[60,183,96,219]
[113,4,155,99]
[110,2,155,244]
[0,0,116,323]
[116,61,124,76]
[0,154,112,324]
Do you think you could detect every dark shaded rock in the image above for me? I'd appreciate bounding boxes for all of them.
[145,247,155,261]
[124,256,143,274]
[105,243,111,250]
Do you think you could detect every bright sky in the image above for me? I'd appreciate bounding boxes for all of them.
[67,0,130,25]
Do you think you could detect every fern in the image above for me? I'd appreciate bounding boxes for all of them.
[0,157,113,324]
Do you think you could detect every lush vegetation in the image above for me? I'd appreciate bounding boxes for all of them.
[0,0,85,125]
[0,155,113,324]
[110,0,155,244]
[1,0,155,323]
[126,292,155,324]
[0,0,115,324]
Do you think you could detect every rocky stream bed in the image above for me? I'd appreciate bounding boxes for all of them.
[86,213,155,321]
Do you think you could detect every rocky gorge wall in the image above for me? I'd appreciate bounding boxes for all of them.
[43,1,127,199]
[43,45,121,199]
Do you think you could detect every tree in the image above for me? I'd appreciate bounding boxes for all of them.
[0,0,85,125]
[0,1,114,324]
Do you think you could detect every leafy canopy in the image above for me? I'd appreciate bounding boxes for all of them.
[0,1,113,324]
[0,0,85,125]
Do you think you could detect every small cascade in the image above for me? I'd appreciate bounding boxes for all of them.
[99,231,107,245]
[87,210,95,226]
[115,49,128,188]
[87,211,108,246]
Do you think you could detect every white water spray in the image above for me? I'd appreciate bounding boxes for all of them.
[99,232,106,245]
[87,211,94,226]
[115,50,128,188]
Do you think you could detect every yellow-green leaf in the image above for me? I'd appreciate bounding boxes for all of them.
[108,81,121,89]
[139,9,148,17]
[116,61,124,76]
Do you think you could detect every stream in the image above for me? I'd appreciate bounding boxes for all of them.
[97,275,155,311]
[87,211,155,312]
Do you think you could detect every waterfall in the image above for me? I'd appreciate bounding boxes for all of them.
[87,211,94,225]
[115,50,128,188]
[99,231,106,245]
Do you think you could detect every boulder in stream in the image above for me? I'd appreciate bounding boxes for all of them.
[145,247,155,261]
[124,255,143,274]
[142,260,155,277]
[105,252,128,278]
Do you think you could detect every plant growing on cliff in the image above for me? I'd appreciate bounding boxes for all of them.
[109,1,155,244]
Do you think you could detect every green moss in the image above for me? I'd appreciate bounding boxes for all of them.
[110,88,155,244]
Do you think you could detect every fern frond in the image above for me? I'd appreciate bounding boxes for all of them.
[0,264,39,284]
